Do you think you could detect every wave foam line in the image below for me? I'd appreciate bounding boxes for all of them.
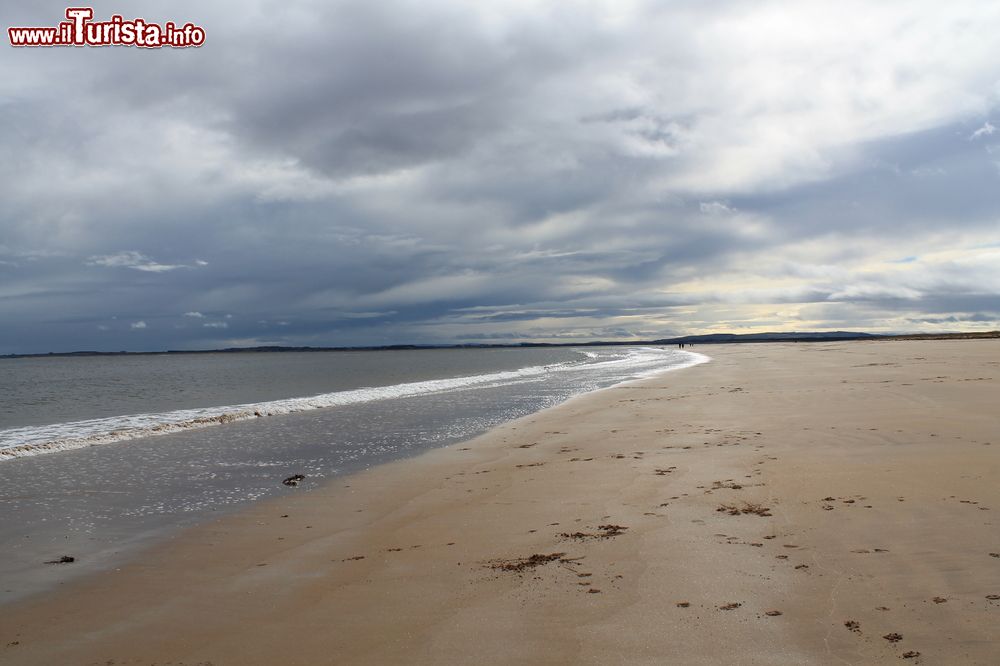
[0,362,573,461]
[634,350,711,377]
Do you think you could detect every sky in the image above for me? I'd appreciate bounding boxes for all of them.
[2,0,1000,354]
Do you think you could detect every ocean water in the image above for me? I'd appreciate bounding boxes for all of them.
[0,346,707,602]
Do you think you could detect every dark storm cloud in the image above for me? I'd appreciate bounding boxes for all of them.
[2,1,1000,353]
[731,122,1000,238]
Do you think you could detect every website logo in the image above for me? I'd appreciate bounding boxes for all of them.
[9,7,205,48]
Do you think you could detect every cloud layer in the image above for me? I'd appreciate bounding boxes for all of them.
[2,0,1000,353]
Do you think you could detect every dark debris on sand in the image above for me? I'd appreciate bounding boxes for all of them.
[44,555,75,564]
[717,502,773,517]
[559,524,629,540]
[490,552,566,573]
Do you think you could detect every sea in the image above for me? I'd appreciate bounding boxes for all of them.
[0,345,707,601]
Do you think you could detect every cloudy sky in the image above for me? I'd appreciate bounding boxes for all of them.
[3,0,1000,353]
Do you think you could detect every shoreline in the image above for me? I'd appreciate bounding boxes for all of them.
[2,340,999,664]
[0,347,705,604]
[0,346,703,461]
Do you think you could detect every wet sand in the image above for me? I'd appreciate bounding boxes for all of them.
[2,340,999,664]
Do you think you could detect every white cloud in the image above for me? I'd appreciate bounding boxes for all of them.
[203,322,228,328]
[969,121,996,140]
[699,201,735,215]
[130,321,147,329]
[86,252,212,273]
[184,311,205,318]
[827,284,923,301]
[87,251,183,273]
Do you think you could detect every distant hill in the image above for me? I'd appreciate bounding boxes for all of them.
[3,330,997,359]
[875,331,1000,341]
[652,331,880,344]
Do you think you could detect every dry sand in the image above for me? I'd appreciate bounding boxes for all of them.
[2,340,999,665]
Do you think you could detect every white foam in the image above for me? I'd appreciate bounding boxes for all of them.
[0,347,708,461]
[634,350,711,377]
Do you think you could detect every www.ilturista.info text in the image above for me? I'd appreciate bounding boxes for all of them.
[8,8,205,48]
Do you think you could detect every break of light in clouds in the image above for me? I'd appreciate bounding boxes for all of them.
[2,0,1000,353]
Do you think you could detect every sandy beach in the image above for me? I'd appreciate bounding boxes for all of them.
[2,340,999,665]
